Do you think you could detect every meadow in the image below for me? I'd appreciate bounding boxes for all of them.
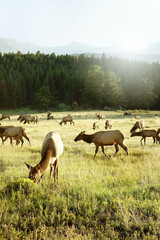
[0,110,160,239]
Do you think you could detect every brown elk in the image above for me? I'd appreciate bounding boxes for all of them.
[47,112,54,120]
[96,113,103,120]
[130,129,157,146]
[130,120,145,133]
[0,126,14,144]
[47,115,54,120]
[0,114,10,120]
[17,114,31,122]
[74,130,128,158]
[59,114,74,125]
[134,114,140,119]
[3,126,31,147]
[123,111,131,116]
[25,131,63,185]
[105,120,112,129]
[156,128,160,144]
[92,122,99,130]
[23,115,39,124]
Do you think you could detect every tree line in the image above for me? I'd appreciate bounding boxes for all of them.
[0,51,160,110]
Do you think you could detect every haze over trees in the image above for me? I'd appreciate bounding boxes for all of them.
[0,51,159,110]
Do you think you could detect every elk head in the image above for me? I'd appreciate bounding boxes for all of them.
[25,163,42,183]
[74,131,85,142]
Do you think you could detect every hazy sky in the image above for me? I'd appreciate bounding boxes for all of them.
[1,0,160,51]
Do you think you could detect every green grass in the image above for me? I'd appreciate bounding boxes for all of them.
[0,110,160,239]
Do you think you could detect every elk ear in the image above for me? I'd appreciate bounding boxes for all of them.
[36,164,41,171]
[25,162,32,170]
[81,131,85,134]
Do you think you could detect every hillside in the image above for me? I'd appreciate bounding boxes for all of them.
[1,37,160,63]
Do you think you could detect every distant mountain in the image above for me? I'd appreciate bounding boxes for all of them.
[143,41,160,55]
[0,38,123,55]
[0,37,160,63]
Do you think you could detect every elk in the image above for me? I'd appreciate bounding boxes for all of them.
[0,114,10,120]
[134,114,140,119]
[59,114,74,125]
[47,115,54,120]
[156,128,160,144]
[47,112,54,120]
[130,120,145,133]
[17,114,31,122]
[95,113,103,120]
[23,115,39,124]
[123,111,131,116]
[0,126,14,144]
[130,129,157,146]
[74,130,128,158]
[25,131,63,185]
[92,122,99,130]
[105,120,112,129]
[3,126,31,147]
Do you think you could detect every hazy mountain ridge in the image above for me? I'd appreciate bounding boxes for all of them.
[0,37,160,63]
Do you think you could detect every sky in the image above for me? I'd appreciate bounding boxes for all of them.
[0,0,160,52]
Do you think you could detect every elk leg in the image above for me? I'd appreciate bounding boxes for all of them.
[144,137,146,145]
[101,145,108,158]
[50,163,53,179]
[16,139,20,145]
[119,142,128,155]
[9,137,13,146]
[113,144,119,156]
[24,135,31,146]
[3,136,9,143]
[53,159,58,186]
[140,137,144,146]
[56,161,58,180]
[153,137,156,144]
[94,146,99,158]
[1,137,4,145]
[20,137,24,147]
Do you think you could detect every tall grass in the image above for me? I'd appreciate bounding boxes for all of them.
[0,110,160,239]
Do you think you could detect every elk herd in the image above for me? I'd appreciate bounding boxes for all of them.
[0,111,160,185]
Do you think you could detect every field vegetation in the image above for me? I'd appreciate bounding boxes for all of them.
[0,109,160,239]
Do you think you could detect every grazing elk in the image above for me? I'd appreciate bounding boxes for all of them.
[134,114,140,119]
[92,122,99,130]
[3,126,31,147]
[47,114,54,120]
[105,120,112,129]
[59,114,74,125]
[123,111,131,116]
[47,112,54,120]
[95,113,103,120]
[130,120,145,133]
[130,129,157,146]
[25,131,63,185]
[74,130,128,158]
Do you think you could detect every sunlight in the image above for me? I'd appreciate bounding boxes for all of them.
[121,34,143,53]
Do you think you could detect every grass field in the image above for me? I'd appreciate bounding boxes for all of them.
[0,110,160,239]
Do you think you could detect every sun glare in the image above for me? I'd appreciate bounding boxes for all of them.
[121,35,142,53]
